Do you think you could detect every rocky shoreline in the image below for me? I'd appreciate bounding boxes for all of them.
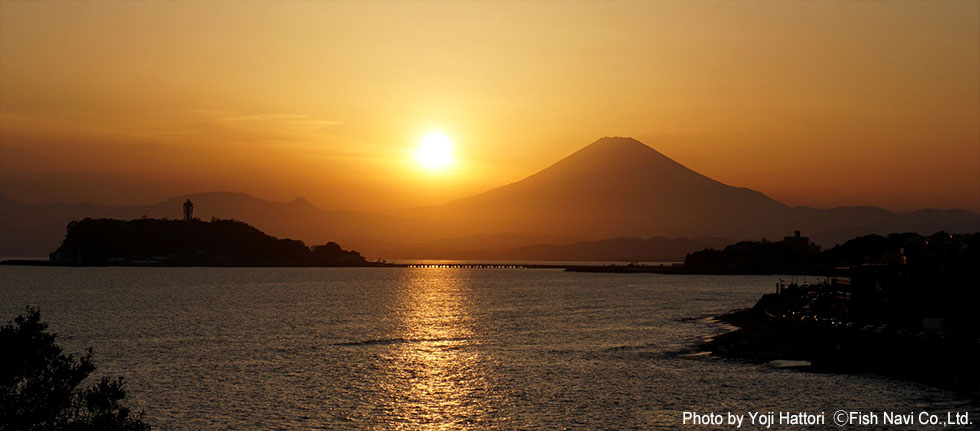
[700,295,980,400]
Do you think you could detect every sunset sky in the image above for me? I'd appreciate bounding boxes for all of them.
[2,1,978,212]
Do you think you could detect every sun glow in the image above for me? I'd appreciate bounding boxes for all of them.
[415,132,454,171]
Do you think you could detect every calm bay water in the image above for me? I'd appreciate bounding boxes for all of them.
[0,266,974,429]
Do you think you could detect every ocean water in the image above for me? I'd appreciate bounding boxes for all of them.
[0,266,974,430]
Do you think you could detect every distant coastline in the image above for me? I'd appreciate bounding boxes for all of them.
[5,215,977,395]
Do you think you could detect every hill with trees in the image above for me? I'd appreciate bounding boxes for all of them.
[48,217,381,267]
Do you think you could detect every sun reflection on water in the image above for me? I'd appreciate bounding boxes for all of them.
[372,268,495,430]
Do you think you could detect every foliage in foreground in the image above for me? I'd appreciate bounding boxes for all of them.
[0,307,150,431]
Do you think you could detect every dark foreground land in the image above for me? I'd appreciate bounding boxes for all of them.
[701,282,979,396]
[694,232,980,396]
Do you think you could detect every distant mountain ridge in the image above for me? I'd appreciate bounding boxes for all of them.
[2,137,978,259]
[384,137,978,246]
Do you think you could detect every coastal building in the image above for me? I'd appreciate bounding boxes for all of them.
[183,199,194,221]
[783,231,820,253]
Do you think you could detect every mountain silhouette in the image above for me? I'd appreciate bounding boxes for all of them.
[388,137,979,249]
[393,137,790,241]
[2,137,978,259]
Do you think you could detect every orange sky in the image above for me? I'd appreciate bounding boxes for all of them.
[1,1,978,212]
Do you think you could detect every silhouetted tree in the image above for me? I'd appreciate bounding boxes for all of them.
[0,307,150,431]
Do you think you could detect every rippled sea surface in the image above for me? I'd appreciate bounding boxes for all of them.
[1,266,974,429]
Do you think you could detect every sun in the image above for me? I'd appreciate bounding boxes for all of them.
[415,132,453,171]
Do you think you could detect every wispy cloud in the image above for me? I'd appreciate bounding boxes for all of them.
[193,110,343,135]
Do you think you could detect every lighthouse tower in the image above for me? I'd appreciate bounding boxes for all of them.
[183,199,194,221]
